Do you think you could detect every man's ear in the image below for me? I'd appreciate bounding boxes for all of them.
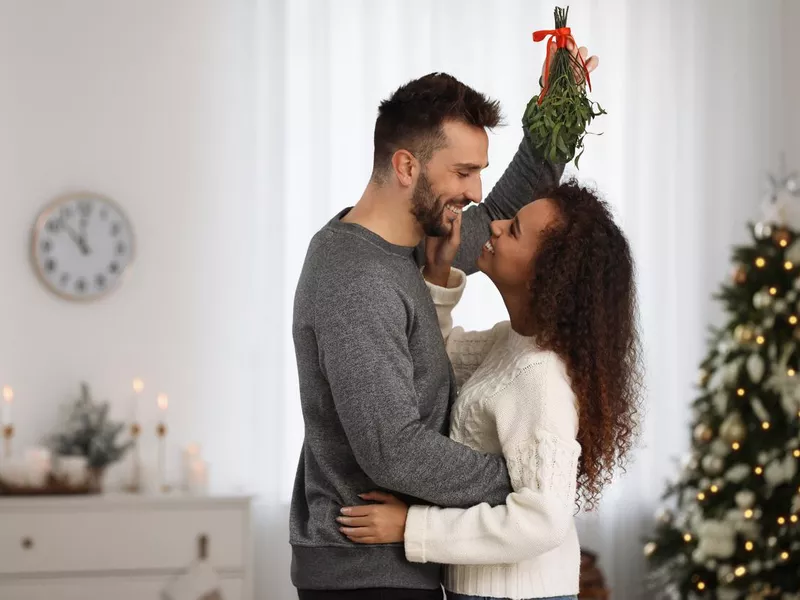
[391,150,416,187]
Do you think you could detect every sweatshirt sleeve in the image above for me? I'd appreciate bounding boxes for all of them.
[451,127,564,275]
[404,355,581,564]
[315,271,512,507]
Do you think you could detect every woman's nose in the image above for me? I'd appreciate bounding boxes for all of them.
[490,219,509,237]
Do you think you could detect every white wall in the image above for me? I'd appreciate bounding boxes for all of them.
[0,0,258,493]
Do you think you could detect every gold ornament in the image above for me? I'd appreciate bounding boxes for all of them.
[643,542,657,557]
[773,228,792,248]
[694,423,713,443]
[734,265,747,285]
[720,413,746,443]
[734,324,755,343]
[697,369,710,386]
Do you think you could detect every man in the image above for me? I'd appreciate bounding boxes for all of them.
[291,45,598,599]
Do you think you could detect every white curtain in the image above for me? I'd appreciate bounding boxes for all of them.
[251,1,788,597]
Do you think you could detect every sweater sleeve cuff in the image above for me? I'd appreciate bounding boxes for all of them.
[404,505,430,564]
[425,268,466,307]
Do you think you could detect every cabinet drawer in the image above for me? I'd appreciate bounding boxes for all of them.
[0,507,245,575]
[0,575,244,600]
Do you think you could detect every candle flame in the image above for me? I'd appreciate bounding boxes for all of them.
[132,378,144,393]
[157,393,168,411]
[2,386,12,402]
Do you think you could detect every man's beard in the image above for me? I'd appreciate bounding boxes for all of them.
[410,169,448,237]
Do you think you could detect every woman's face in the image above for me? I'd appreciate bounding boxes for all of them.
[477,198,562,291]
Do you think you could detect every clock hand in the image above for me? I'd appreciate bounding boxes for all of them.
[60,219,91,255]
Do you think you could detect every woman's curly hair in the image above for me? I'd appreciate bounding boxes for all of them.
[527,179,644,510]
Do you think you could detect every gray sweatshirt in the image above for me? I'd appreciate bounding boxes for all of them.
[290,127,563,591]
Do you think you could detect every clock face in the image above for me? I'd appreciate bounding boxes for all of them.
[31,193,135,301]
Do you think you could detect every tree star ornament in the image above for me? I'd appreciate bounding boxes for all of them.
[760,155,800,228]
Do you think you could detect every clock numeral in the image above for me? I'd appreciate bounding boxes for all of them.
[78,201,92,218]
[99,208,109,220]
[44,258,57,273]
[59,273,70,287]
[60,206,73,219]
[109,262,120,274]
[95,274,107,289]
[74,278,87,293]
[110,222,122,237]
[46,219,60,233]
[41,239,53,253]
[116,241,127,256]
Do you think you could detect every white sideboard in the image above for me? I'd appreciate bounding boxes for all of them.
[0,493,253,600]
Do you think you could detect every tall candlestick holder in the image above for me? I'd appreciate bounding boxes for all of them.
[125,423,142,493]
[156,422,170,493]
[2,424,13,459]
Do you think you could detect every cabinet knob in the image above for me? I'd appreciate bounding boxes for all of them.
[197,534,208,560]
[21,537,33,550]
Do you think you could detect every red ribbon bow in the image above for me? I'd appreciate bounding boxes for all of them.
[532,26,592,105]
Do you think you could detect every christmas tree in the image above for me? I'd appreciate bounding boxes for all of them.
[645,166,800,600]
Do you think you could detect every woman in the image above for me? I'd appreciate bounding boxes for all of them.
[336,180,643,600]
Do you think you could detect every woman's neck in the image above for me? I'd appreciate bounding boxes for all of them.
[501,290,535,337]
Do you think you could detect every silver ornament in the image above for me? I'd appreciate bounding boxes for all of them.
[726,464,751,483]
[655,507,674,524]
[711,439,730,458]
[753,290,772,310]
[746,354,766,383]
[702,455,724,475]
[774,299,789,313]
[735,490,756,509]
[755,222,773,239]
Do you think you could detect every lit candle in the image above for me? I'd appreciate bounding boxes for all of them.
[2,386,12,425]
[182,443,201,491]
[157,392,168,415]
[131,378,144,423]
[187,458,209,495]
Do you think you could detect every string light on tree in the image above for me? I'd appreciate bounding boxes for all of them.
[756,257,767,268]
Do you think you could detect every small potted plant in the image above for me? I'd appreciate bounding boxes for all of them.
[50,382,132,493]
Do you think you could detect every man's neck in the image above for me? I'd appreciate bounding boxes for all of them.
[342,181,422,247]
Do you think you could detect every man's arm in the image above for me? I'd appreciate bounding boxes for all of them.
[316,272,512,508]
[454,127,564,274]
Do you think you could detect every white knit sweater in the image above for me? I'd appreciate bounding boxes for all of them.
[404,268,582,599]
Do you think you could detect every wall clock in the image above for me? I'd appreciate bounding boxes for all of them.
[31,192,135,301]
